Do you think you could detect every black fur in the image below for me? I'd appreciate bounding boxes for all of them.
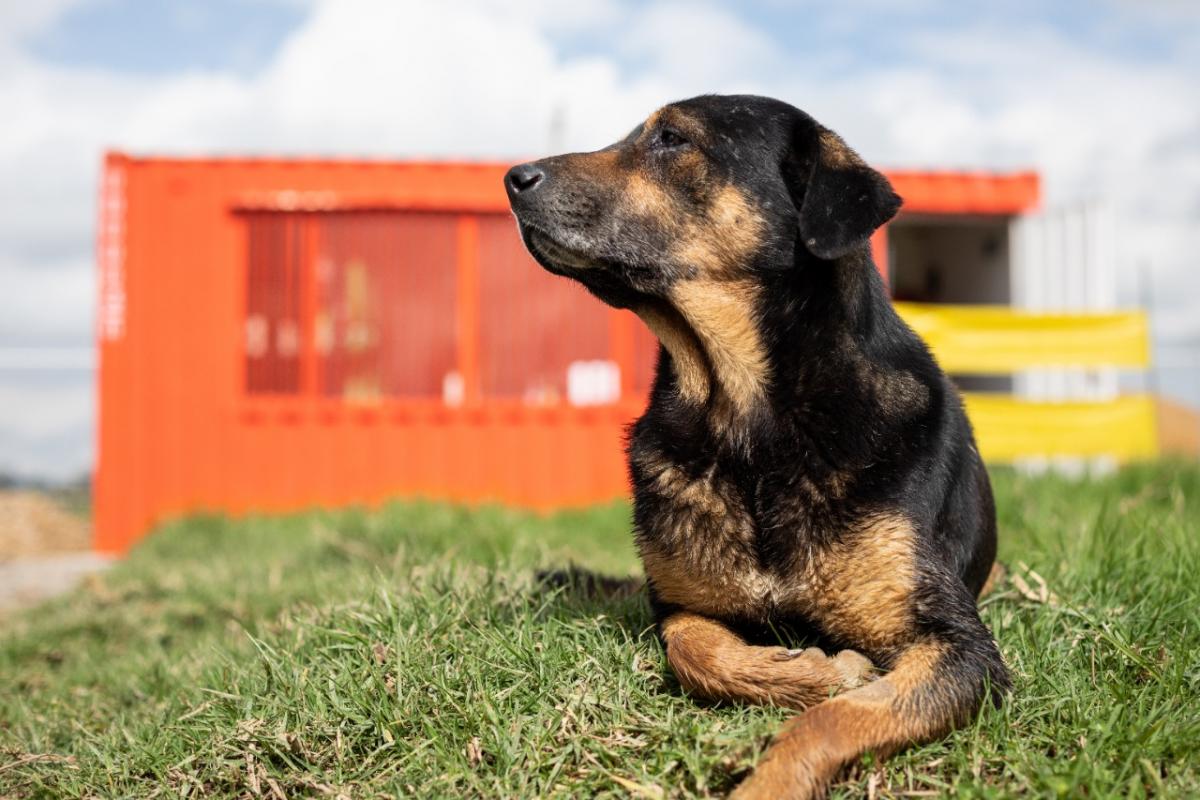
[506,94,1009,718]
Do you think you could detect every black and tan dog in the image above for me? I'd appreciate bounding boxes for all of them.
[505,94,1007,799]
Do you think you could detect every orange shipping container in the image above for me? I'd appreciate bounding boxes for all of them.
[94,154,1038,553]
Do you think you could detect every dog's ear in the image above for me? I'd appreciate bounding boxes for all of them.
[787,119,901,261]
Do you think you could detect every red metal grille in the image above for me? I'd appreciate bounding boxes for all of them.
[316,212,459,399]
[475,215,612,402]
[245,214,304,394]
[243,209,659,405]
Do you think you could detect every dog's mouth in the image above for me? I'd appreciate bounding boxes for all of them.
[516,220,646,310]
[520,225,602,275]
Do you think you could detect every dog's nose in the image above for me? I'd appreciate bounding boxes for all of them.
[505,163,545,197]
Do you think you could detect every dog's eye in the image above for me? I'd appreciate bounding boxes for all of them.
[655,127,688,150]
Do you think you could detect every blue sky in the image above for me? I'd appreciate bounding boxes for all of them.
[27,1,1199,74]
[29,0,306,75]
[28,1,1199,80]
[1,0,1198,480]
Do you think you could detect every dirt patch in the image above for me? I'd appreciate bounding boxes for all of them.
[0,490,91,558]
[0,491,108,614]
[0,553,114,613]
[1157,397,1200,457]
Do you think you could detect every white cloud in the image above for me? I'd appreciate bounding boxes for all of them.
[0,0,91,46]
[1,0,1199,478]
[767,21,1200,342]
[477,0,625,34]
[0,257,94,345]
[0,375,93,481]
[620,1,784,89]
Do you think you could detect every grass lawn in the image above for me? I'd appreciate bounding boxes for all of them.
[2,464,1199,799]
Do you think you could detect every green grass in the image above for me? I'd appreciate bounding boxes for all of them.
[2,463,1199,799]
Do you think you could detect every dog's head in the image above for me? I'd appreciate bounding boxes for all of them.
[505,94,900,310]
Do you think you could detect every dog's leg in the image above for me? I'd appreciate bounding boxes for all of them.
[729,603,1006,799]
[661,612,874,710]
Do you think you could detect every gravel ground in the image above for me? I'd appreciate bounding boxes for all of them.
[0,552,114,612]
[0,490,110,613]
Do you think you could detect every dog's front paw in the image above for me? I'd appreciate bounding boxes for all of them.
[770,647,874,688]
[774,646,827,662]
[831,649,875,688]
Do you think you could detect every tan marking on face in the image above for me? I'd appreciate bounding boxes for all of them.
[630,180,769,424]
[623,171,678,220]
[565,146,621,182]
[668,278,770,418]
[672,184,765,280]
[543,108,772,426]
[643,105,707,145]
[632,188,770,423]
[660,611,875,711]
[627,117,771,424]
[643,107,664,132]
[662,106,709,143]
[669,145,711,188]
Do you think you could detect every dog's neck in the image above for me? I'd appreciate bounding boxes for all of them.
[635,245,891,445]
[636,278,770,417]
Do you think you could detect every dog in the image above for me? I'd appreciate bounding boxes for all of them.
[505,94,1008,799]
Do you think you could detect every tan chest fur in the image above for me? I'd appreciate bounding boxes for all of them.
[636,458,918,654]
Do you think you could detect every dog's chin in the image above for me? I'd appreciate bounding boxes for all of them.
[519,226,641,309]
[519,227,597,275]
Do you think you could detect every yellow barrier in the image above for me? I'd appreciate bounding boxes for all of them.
[888,303,1158,461]
[963,393,1158,462]
[894,302,1150,374]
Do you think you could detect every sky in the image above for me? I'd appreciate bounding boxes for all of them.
[1,0,1198,481]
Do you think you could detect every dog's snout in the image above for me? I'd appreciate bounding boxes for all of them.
[505,163,545,198]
